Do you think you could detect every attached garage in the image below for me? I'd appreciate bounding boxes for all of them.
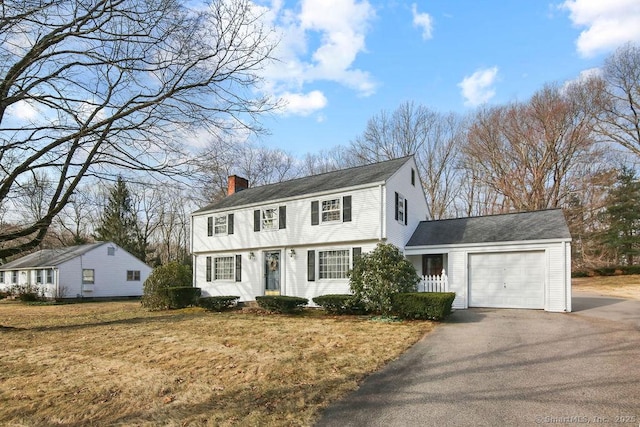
[468,251,545,309]
[405,209,572,312]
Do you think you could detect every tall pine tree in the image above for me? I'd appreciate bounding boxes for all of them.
[602,167,640,265]
[94,177,147,262]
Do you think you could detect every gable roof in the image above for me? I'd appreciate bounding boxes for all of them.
[0,242,108,270]
[194,156,413,213]
[406,209,571,247]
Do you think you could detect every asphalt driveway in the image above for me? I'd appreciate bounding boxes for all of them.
[316,295,640,426]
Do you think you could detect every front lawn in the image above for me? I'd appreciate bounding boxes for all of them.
[572,274,640,300]
[0,301,433,426]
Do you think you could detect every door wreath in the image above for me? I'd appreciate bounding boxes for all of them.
[268,257,279,271]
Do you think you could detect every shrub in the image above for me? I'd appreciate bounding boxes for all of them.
[199,296,240,312]
[10,284,41,302]
[312,294,367,315]
[255,295,308,314]
[571,270,590,278]
[392,292,456,321]
[166,287,201,309]
[141,262,192,310]
[593,267,616,276]
[620,265,640,275]
[349,243,420,315]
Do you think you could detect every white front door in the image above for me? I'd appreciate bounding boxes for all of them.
[468,251,545,309]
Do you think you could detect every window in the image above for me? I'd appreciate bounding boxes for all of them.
[214,256,234,280]
[214,215,227,235]
[127,270,141,281]
[46,269,54,284]
[262,208,278,230]
[11,271,17,284]
[318,250,350,279]
[321,199,341,223]
[107,247,115,256]
[36,270,43,284]
[422,254,443,276]
[397,194,405,223]
[82,269,95,284]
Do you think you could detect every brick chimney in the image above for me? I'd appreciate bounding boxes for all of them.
[227,175,249,195]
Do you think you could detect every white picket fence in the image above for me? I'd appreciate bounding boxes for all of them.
[418,269,448,292]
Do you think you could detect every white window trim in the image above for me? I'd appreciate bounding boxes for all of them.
[35,269,43,284]
[214,215,228,235]
[82,269,95,285]
[320,198,342,224]
[261,207,279,231]
[127,270,141,281]
[317,249,351,280]
[213,256,235,281]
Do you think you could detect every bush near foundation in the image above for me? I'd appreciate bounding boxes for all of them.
[255,295,308,314]
[312,294,367,315]
[392,292,456,321]
[141,262,192,310]
[199,296,240,312]
[166,287,201,309]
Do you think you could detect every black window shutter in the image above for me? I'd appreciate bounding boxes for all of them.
[394,192,399,221]
[311,201,319,225]
[352,247,362,266]
[207,217,213,236]
[307,250,315,281]
[279,205,286,229]
[343,196,352,222]
[254,210,261,232]
[228,214,234,234]
[405,199,408,225]
[235,255,241,282]
[206,256,212,282]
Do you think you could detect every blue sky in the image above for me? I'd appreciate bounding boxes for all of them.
[254,0,640,157]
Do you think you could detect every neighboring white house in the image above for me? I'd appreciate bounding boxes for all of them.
[0,242,151,299]
[191,156,573,312]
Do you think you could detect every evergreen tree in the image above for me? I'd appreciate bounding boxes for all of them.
[602,167,640,265]
[94,177,147,262]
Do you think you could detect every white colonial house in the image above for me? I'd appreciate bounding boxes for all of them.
[191,156,573,312]
[0,242,151,299]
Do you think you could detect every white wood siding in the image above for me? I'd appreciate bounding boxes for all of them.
[59,244,151,298]
[384,159,429,248]
[192,186,384,255]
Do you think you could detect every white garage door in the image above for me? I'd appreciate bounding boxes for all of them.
[469,251,545,309]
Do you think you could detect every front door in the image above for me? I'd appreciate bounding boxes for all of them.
[264,251,281,295]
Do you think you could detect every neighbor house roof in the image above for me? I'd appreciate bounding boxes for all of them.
[194,156,413,213]
[406,209,571,247]
[0,242,107,270]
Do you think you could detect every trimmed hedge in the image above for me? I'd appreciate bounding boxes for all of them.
[199,295,240,312]
[312,294,367,315]
[571,265,640,278]
[392,292,456,321]
[255,295,308,314]
[166,287,201,309]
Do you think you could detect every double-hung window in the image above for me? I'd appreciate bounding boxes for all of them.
[321,199,341,223]
[214,215,227,235]
[46,269,54,284]
[82,269,95,284]
[36,269,43,284]
[262,208,278,231]
[127,270,141,281]
[214,256,235,280]
[318,250,350,279]
[11,271,17,284]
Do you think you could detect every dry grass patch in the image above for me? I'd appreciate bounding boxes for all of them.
[573,274,640,300]
[0,300,433,426]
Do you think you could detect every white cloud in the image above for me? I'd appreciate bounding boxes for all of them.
[8,100,38,120]
[458,67,499,107]
[258,0,377,115]
[411,3,433,40]
[562,0,640,57]
[279,90,328,116]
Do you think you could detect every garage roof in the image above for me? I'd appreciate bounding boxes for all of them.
[406,209,571,247]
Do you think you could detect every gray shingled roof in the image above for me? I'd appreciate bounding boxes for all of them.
[194,156,412,213]
[0,242,107,269]
[406,209,571,247]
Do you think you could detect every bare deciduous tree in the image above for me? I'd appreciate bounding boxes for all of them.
[0,0,276,258]
[597,42,640,157]
[462,80,607,212]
